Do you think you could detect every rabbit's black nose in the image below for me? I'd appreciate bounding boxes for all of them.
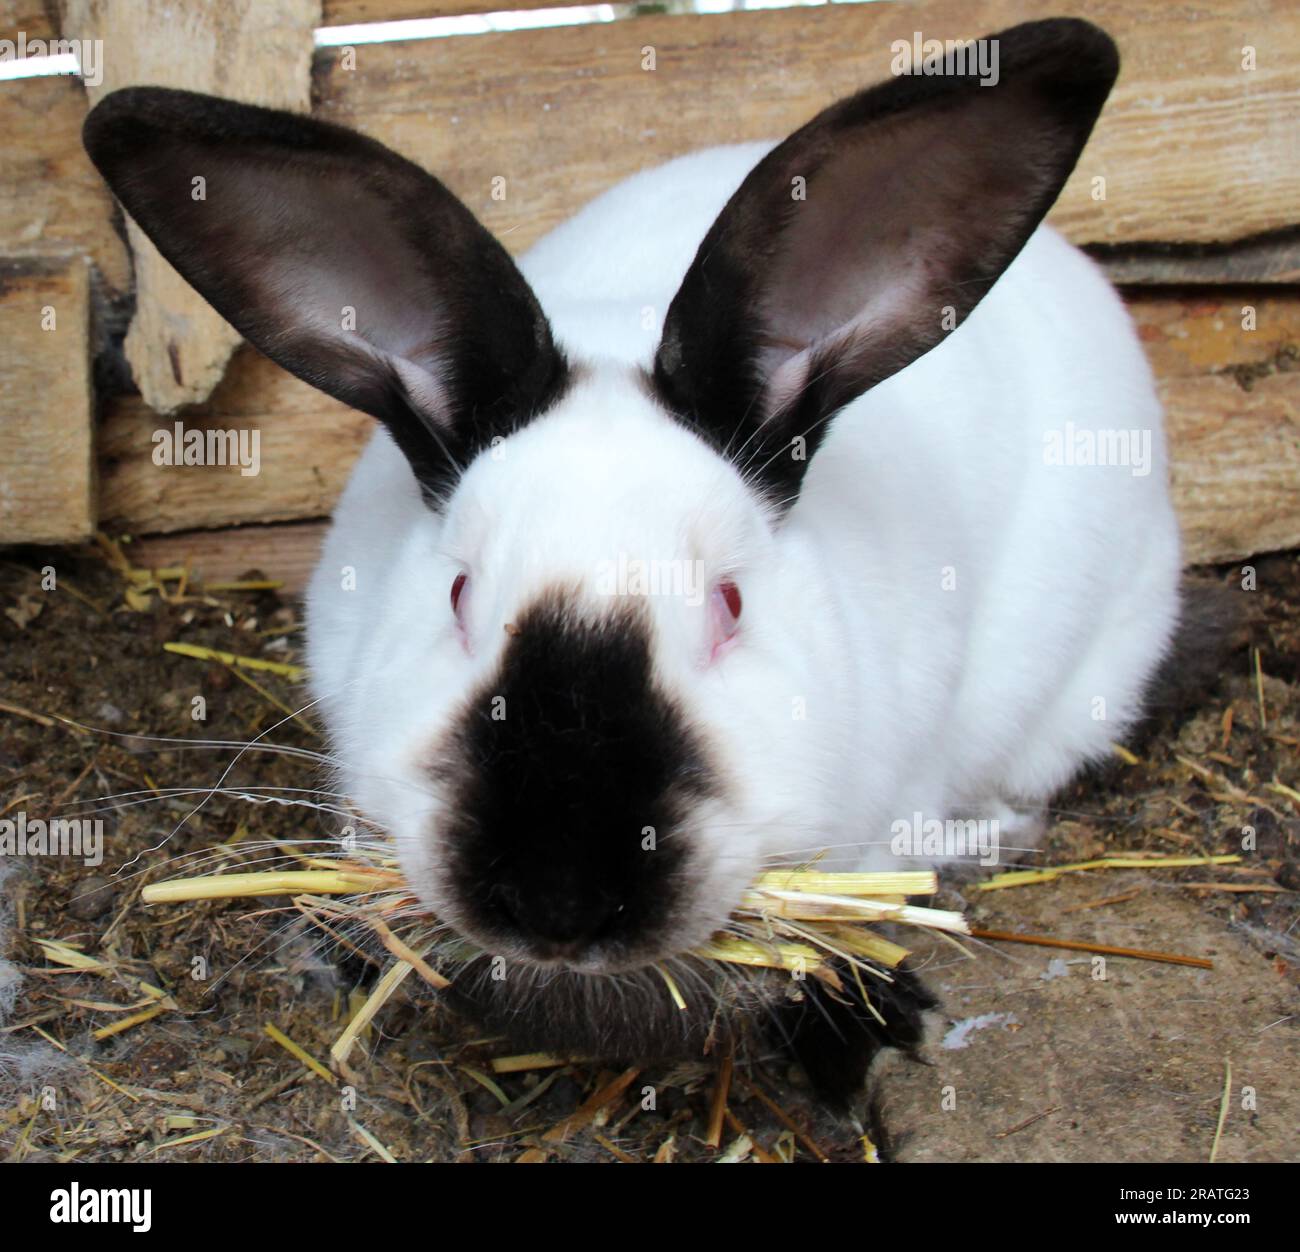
[494,883,622,953]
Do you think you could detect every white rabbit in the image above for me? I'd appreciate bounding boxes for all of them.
[85,18,1181,1092]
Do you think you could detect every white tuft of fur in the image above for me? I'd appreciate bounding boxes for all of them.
[0,862,70,1101]
[0,860,24,1029]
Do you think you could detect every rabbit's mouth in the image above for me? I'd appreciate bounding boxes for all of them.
[425,873,728,979]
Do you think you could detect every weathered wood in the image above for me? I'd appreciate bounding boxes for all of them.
[2,0,1297,562]
[7,0,602,39]
[323,0,596,23]
[60,0,322,414]
[1130,291,1300,563]
[130,519,328,595]
[1094,233,1300,286]
[0,74,131,296]
[0,0,55,38]
[313,0,1300,254]
[96,291,1300,565]
[97,348,370,534]
[0,254,95,544]
[3,0,1293,322]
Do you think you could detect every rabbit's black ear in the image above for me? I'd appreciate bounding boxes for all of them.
[83,88,568,502]
[653,18,1118,506]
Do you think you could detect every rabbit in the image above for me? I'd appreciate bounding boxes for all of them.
[83,17,1183,1102]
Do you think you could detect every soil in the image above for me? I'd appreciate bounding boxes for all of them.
[1,543,1296,1163]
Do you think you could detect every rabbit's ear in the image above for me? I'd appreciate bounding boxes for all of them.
[653,18,1118,505]
[84,87,568,502]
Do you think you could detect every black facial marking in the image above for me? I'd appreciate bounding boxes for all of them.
[407,320,573,506]
[434,588,718,964]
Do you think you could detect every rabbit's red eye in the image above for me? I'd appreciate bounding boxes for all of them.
[450,572,468,618]
[709,578,742,660]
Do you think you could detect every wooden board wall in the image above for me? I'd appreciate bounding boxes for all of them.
[8,0,1289,308]
[98,291,1300,568]
[5,0,599,36]
[1137,292,1300,563]
[312,0,1300,252]
[0,254,95,544]
[61,0,322,414]
[0,0,1297,569]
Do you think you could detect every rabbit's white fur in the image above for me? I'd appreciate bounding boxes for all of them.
[307,143,1180,937]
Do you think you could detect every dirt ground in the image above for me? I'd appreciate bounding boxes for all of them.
[0,542,1296,1163]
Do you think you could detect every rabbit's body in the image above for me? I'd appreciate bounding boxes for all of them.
[309,143,1180,874]
[87,19,1179,1090]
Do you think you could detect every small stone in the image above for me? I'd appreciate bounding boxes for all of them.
[68,875,114,920]
[131,1039,187,1078]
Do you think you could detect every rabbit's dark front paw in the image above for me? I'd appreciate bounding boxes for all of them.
[769,963,936,1110]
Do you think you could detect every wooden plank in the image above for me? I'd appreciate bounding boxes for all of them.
[1095,233,1300,286]
[8,0,602,38]
[1130,291,1300,564]
[0,0,55,39]
[97,292,1300,566]
[97,348,371,534]
[1,0,1294,331]
[323,0,597,24]
[0,74,130,295]
[313,0,1300,253]
[60,0,322,414]
[8,0,610,41]
[0,254,94,544]
[1166,376,1300,563]
[129,519,328,595]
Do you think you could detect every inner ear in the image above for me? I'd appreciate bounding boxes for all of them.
[753,88,1056,417]
[654,18,1120,507]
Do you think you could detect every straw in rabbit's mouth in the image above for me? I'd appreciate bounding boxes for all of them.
[141,840,969,1068]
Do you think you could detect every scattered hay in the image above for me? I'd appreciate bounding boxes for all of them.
[141,851,970,1070]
